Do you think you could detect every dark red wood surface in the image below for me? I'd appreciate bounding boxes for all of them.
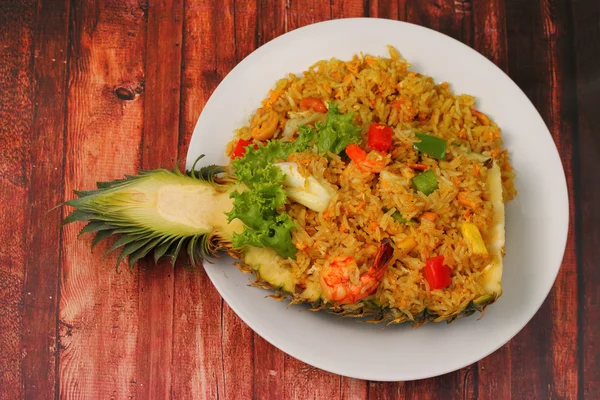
[0,0,598,398]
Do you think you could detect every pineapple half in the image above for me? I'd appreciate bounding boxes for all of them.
[62,159,505,325]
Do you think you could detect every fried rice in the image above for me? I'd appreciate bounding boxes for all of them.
[226,46,516,322]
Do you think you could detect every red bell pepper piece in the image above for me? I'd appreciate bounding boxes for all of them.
[423,255,452,290]
[367,123,393,152]
[230,139,257,159]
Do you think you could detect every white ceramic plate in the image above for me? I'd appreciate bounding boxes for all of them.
[187,18,569,381]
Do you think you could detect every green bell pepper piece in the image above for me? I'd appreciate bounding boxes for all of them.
[414,133,447,160]
[412,170,438,195]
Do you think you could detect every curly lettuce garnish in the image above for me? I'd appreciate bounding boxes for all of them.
[228,102,360,259]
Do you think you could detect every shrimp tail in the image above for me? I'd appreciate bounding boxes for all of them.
[369,238,394,279]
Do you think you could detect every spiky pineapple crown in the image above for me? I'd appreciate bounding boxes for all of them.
[62,157,234,269]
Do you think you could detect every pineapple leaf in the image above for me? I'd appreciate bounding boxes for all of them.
[62,209,92,226]
[61,157,237,269]
[128,237,163,268]
[91,229,115,249]
[79,221,112,235]
[154,239,175,264]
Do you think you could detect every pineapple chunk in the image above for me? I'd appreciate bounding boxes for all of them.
[461,222,488,256]
[481,161,505,296]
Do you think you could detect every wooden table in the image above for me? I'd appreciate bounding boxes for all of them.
[1,0,598,399]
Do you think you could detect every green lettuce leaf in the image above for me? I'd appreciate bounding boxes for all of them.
[228,101,361,259]
[316,103,361,155]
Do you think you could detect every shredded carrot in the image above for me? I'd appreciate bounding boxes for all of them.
[365,56,376,66]
[457,192,478,209]
[370,221,379,232]
[390,97,405,110]
[339,224,348,233]
[418,112,428,121]
[295,242,307,250]
[407,72,416,77]
[441,82,449,89]
[331,72,341,79]
[343,74,352,83]
[463,209,472,220]
[355,202,365,211]
[420,212,438,222]
[473,164,481,177]
[453,176,461,185]
[491,149,499,158]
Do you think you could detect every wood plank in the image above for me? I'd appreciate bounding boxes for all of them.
[22,0,71,398]
[370,0,399,19]
[401,0,464,41]
[222,305,254,399]
[59,1,146,398]
[257,0,286,45]
[0,0,35,398]
[471,0,508,72]
[571,0,600,398]
[331,0,364,18]
[287,0,331,31]
[135,0,183,398]
[283,354,342,399]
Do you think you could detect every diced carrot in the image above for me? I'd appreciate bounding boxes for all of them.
[420,212,438,222]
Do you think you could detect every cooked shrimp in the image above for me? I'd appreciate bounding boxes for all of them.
[250,107,279,140]
[320,238,394,304]
[345,144,389,173]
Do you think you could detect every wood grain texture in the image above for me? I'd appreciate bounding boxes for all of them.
[572,1,600,398]
[59,1,146,398]
[22,0,71,398]
[0,0,595,398]
[0,0,35,398]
